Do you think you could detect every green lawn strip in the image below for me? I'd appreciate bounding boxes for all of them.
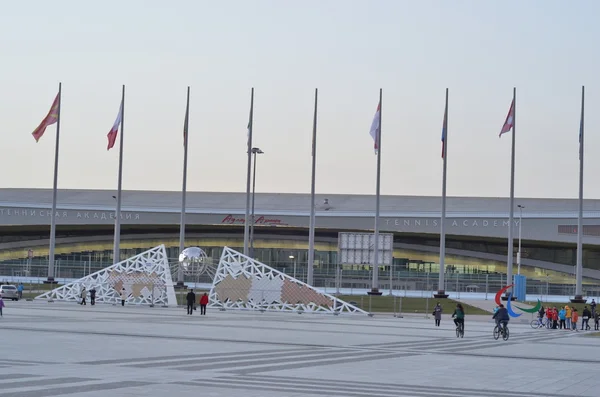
[336,295,490,315]
[17,286,486,315]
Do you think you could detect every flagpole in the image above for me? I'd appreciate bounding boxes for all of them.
[370,88,382,295]
[177,86,190,287]
[243,88,254,256]
[112,85,125,264]
[573,85,585,303]
[307,88,318,286]
[436,88,449,298]
[46,82,61,284]
[505,87,516,299]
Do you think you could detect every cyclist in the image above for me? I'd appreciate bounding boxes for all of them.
[537,306,545,327]
[493,303,509,334]
[452,303,465,332]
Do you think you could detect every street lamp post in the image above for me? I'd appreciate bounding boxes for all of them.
[289,255,296,279]
[250,147,264,258]
[517,205,524,275]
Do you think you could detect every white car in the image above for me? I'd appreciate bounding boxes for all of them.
[0,285,19,301]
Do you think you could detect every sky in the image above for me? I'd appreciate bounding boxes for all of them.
[1,0,599,199]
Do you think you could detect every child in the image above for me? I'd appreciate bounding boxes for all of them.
[0,296,4,317]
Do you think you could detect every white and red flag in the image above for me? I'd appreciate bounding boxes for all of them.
[107,101,123,150]
[31,93,60,142]
[369,102,381,154]
[499,99,515,137]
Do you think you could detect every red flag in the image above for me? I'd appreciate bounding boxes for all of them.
[499,99,514,137]
[32,93,60,142]
[107,101,123,150]
[369,102,381,154]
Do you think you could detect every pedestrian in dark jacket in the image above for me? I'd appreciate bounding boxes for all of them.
[90,288,96,306]
[595,311,600,331]
[582,307,592,330]
[493,304,510,332]
[186,289,196,315]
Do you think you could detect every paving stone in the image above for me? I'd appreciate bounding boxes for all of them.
[0,301,599,396]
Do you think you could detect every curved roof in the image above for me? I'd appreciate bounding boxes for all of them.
[1,188,600,218]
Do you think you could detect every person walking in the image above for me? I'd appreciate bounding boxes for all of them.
[571,308,579,331]
[0,296,4,317]
[80,287,87,305]
[594,310,600,331]
[591,299,597,318]
[186,289,196,315]
[545,307,552,329]
[199,293,209,316]
[558,307,566,329]
[565,305,572,329]
[17,283,24,300]
[90,287,96,306]
[433,303,443,327]
[582,306,591,330]
[120,288,126,306]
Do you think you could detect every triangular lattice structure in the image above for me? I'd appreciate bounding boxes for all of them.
[209,247,368,315]
[36,245,177,306]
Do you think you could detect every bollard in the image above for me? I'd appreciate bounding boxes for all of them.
[398,297,403,318]
[485,274,489,300]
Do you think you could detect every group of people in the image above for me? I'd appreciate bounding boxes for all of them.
[79,287,128,306]
[186,289,209,315]
[535,300,598,331]
[432,302,511,334]
[79,287,97,305]
[433,303,472,331]
[433,303,467,329]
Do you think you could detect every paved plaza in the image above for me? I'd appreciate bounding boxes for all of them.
[0,301,599,397]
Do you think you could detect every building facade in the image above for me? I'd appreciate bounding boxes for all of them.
[1,188,600,285]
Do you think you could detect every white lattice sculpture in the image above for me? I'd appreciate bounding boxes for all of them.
[36,245,177,306]
[209,247,368,315]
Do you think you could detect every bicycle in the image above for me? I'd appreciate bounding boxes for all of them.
[455,321,464,338]
[530,317,547,329]
[493,323,509,341]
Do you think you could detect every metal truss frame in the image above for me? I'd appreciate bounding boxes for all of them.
[35,245,177,306]
[208,247,368,315]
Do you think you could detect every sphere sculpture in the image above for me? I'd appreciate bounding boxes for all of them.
[178,247,209,276]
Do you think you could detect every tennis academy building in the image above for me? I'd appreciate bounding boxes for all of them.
[1,188,600,283]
